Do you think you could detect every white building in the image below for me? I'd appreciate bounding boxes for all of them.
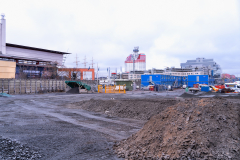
[125,53,146,72]
[0,14,70,78]
[160,71,204,76]
[181,58,222,78]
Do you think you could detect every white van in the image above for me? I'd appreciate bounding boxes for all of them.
[234,81,240,85]
[224,83,240,92]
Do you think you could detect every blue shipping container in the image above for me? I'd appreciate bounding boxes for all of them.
[141,75,161,86]
[201,86,210,92]
[188,75,209,87]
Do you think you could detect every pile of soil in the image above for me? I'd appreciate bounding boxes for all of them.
[74,99,178,120]
[114,98,240,159]
[179,92,197,98]
[66,87,79,94]
[221,88,235,93]
[0,136,41,159]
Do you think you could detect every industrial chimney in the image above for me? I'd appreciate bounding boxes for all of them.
[0,13,6,54]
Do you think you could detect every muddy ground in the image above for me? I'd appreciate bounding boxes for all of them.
[0,90,240,159]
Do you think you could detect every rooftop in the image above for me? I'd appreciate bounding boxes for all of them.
[6,43,71,55]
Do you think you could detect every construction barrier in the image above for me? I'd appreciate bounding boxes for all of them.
[98,85,126,94]
[98,85,103,93]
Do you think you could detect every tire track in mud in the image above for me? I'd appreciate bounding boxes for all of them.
[15,99,143,140]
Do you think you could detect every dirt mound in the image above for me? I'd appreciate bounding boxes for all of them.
[74,99,178,120]
[179,92,196,98]
[66,87,79,94]
[114,98,240,159]
[221,88,235,93]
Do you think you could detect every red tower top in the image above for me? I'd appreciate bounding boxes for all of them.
[125,53,146,63]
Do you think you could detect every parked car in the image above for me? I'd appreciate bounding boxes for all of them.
[141,85,149,90]
[209,85,219,92]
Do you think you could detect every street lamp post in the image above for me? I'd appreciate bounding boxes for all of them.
[131,46,139,91]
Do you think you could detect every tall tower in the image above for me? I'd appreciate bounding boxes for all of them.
[125,47,146,72]
[132,46,139,74]
[0,13,6,54]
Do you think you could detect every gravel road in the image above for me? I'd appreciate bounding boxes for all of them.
[0,92,156,160]
[2,89,235,159]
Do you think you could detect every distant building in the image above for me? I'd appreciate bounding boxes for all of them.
[180,58,222,78]
[161,71,203,76]
[125,53,146,72]
[222,73,236,79]
[163,67,203,76]
[165,67,192,73]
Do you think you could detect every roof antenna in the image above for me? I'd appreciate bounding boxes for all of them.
[1,13,5,19]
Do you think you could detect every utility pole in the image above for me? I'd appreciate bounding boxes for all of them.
[82,56,88,79]
[97,63,99,85]
[75,54,80,68]
[120,66,122,79]
[132,46,139,91]
[90,57,95,68]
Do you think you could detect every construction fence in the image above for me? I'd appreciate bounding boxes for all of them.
[0,79,66,94]
[98,85,126,94]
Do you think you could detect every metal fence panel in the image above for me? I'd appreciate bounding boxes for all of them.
[0,79,66,94]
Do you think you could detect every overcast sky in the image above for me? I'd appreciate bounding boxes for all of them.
[0,0,240,76]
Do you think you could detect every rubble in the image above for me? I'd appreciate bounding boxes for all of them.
[113,98,240,159]
[0,136,41,160]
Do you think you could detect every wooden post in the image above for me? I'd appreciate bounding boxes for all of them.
[25,80,27,94]
[43,80,47,91]
[48,80,50,92]
[1,79,3,93]
[14,79,16,94]
[52,80,54,92]
[20,79,21,94]
[35,80,37,94]
[40,79,42,91]
[8,79,10,94]
[30,79,32,93]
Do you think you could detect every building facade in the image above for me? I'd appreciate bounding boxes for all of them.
[125,53,146,72]
[0,15,70,78]
[160,71,203,76]
[180,58,222,78]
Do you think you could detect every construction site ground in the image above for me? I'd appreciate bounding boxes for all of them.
[0,89,240,159]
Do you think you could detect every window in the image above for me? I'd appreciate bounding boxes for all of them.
[149,76,152,81]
